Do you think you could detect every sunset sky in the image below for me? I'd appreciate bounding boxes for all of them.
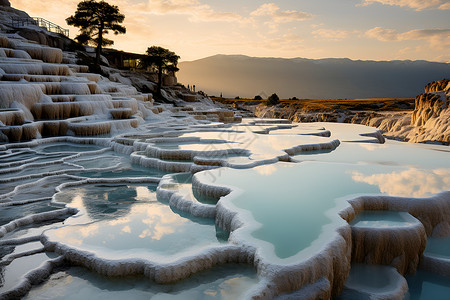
[10,0,450,62]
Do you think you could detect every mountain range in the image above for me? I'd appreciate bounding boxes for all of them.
[177,55,449,99]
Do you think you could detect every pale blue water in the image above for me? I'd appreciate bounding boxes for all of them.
[24,264,260,300]
[68,154,119,169]
[0,163,81,180]
[0,252,56,293]
[351,211,419,228]
[424,237,450,260]
[344,263,400,290]
[405,269,450,300]
[336,263,405,300]
[78,159,167,178]
[39,143,103,153]
[0,123,448,299]
[153,140,235,151]
[47,184,227,258]
[0,150,39,163]
[0,200,57,226]
[294,141,450,169]
[197,161,448,259]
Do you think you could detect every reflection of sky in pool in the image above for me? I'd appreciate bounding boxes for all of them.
[196,160,449,260]
[294,140,450,169]
[24,264,260,300]
[38,143,104,153]
[1,122,448,299]
[152,140,236,151]
[46,184,226,260]
[152,128,334,162]
[77,156,168,178]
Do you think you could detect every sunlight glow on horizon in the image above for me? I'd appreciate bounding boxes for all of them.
[10,0,450,63]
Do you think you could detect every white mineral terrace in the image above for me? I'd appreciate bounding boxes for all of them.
[0,34,449,300]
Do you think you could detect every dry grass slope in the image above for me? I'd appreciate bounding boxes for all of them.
[213,97,415,112]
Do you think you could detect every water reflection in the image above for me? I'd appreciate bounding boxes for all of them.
[139,206,184,240]
[196,161,449,261]
[351,168,450,197]
[46,184,225,258]
[25,264,260,300]
[294,141,450,169]
[154,129,334,163]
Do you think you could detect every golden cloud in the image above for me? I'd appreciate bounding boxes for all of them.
[360,0,450,11]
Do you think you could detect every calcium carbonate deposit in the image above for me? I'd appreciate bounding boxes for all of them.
[0,29,449,300]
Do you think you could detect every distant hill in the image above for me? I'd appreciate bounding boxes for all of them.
[177,55,450,99]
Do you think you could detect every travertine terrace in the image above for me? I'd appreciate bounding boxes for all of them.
[0,3,449,300]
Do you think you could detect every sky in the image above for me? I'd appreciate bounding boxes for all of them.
[10,0,450,62]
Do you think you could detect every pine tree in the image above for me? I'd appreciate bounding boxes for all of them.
[67,0,126,65]
[142,46,180,96]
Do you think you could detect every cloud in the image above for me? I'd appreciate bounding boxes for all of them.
[11,0,77,16]
[267,33,304,46]
[250,3,314,23]
[434,53,450,63]
[256,164,277,176]
[144,0,245,23]
[139,206,187,240]
[145,0,200,14]
[351,168,450,197]
[365,27,450,49]
[312,29,354,41]
[12,0,245,24]
[359,0,450,11]
[365,27,400,41]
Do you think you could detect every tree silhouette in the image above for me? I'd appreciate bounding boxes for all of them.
[268,93,280,105]
[66,0,126,65]
[142,46,180,96]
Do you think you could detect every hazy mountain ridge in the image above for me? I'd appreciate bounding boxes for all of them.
[178,54,450,99]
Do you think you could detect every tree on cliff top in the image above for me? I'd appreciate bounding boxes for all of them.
[66,0,126,65]
[142,46,180,97]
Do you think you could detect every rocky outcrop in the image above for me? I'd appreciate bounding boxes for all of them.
[411,93,446,127]
[405,79,450,143]
[0,4,78,51]
[425,79,450,93]
[16,28,78,51]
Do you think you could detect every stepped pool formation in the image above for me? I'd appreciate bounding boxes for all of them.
[0,34,449,299]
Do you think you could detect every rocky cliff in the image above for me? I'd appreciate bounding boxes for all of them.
[0,2,77,50]
[425,79,450,93]
[406,79,449,143]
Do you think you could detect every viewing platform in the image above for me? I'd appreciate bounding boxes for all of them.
[11,16,69,37]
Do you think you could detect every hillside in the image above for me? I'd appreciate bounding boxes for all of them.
[178,55,450,99]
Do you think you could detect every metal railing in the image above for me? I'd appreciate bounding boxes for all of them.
[11,16,69,37]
